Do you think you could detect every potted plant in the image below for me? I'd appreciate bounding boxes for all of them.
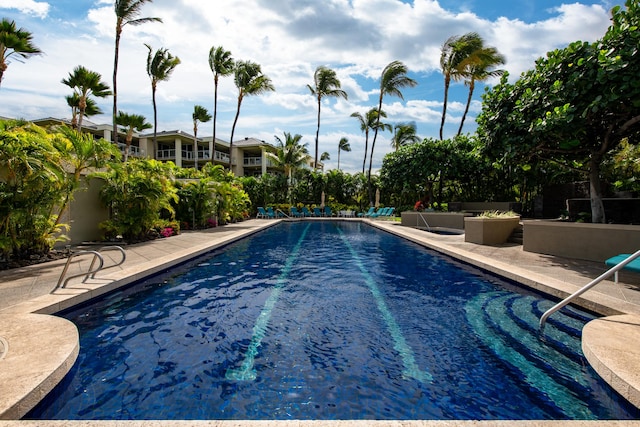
[464,211,520,245]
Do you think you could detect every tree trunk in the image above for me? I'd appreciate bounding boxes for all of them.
[457,79,474,136]
[439,76,450,141]
[112,29,121,146]
[589,153,606,223]
[314,96,321,170]
[152,85,158,160]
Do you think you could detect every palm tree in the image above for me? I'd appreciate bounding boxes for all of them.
[337,137,350,171]
[229,60,275,173]
[457,45,505,136]
[392,122,420,151]
[351,108,386,174]
[369,60,416,204]
[307,66,348,170]
[267,132,309,202]
[115,110,152,162]
[320,151,330,168]
[0,18,42,89]
[66,93,102,130]
[208,46,234,164]
[145,44,180,159]
[439,32,482,140]
[112,0,161,145]
[61,65,111,133]
[192,105,212,170]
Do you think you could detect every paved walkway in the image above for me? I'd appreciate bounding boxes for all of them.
[1,218,640,426]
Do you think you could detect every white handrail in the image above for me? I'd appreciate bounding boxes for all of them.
[539,248,640,332]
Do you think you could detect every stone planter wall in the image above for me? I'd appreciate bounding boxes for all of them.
[464,216,521,245]
[401,211,472,229]
[523,220,640,262]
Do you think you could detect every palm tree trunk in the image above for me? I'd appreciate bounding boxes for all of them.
[337,150,341,171]
[193,131,198,170]
[439,76,450,140]
[314,96,321,170]
[368,98,384,206]
[152,86,158,160]
[112,29,121,146]
[457,80,475,136]
[211,77,218,165]
[78,104,85,133]
[362,131,369,175]
[229,95,242,173]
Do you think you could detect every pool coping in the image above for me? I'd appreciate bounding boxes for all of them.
[1,218,640,426]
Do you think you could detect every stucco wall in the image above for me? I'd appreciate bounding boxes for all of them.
[523,220,640,262]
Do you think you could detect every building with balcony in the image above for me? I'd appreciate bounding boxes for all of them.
[28,117,322,176]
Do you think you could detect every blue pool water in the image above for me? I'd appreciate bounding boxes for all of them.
[29,221,637,420]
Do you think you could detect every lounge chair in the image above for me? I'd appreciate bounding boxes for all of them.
[370,207,389,218]
[301,207,311,217]
[257,207,268,219]
[266,207,277,219]
[313,207,322,217]
[605,253,640,283]
[358,207,376,217]
[324,206,332,217]
[290,207,302,217]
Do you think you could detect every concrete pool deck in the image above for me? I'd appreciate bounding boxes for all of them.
[1,218,640,426]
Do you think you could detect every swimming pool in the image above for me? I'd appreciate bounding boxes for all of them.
[28,221,637,420]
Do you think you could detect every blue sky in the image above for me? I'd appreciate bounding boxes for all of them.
[0,0,615,173]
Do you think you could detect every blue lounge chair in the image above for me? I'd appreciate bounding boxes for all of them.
[323,206,332,217]
[605,253,640,283]
[358,207,376,217]
[301,207,311,217]
[313,207,322,217]
[257,207,268,218]
[290,207,302,217]
[266,207,277,219]
[370,207,389,218]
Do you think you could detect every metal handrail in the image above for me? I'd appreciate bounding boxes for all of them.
[539,248,640,332]
[52,251,104,292]
[276,209,290,218]
[416,212,431,232]
[83,246,126,282]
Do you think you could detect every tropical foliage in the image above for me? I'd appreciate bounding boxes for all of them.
[476,0,640,223]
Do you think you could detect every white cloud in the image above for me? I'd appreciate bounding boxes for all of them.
[0,0,49,18]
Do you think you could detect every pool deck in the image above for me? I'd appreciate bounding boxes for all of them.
[1,218,640,427]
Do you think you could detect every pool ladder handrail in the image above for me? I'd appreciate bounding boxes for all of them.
[51,246,126,293]
[539,248,640,332]
[276,209,290,218]
[416,212,431,232]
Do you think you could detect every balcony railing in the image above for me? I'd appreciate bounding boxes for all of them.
[117,143,141,156]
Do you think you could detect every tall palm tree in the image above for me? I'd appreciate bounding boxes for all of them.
[229,60,275,173]
[61,65,111,133]
[351,107,386,174]
[115,110,152,162]
[113,0,161,146]
[307,66,348,170]
[369,60,416,204]
[208,46,234,165]
[145,44,180,159]
[192,104,212,170]
[337,137,350,171]
[392,122,420,151]
[457,45,506,136]
[0,18,42,89]
[439,32,482,140]
[66,93,102,130]
[267,132,309,202]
